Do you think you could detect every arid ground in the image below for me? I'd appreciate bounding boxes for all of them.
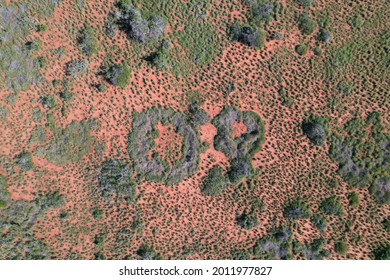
[0,0,389,259]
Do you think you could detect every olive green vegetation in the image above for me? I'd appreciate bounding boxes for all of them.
[44,120,100,165]
[373,245,390,260]
[0,1,42,91]
[105,63,132,89]
[284,199,312,220]
[297,13,317,35]
[295,44,308,56]
[0,191,65,259]
[202,166,230,196]
[252,226,293,260]
[334,240,349,255]
[349,192,360,208]
[320,196,345,217]
[78,26,99,56]
[329,114,389,204]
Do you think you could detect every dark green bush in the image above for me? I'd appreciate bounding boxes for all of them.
[373,245,390,260]
[302,117,328,146]
[92,208,104,220]
[105,63,132,89]
[298,14,317,35]
[320,196,345,217]
[40,95,57,110]
[311,215,327,232]
[137,245,162,260]
[295,44,308,56]
[334,240,348,255]
[202,166,230,196]
[313,47,323,56]
[230,23,266,48]
[349,192,360,208]
[318,29,333,43]
[251,2,277,25]
[78,26,98,56]
[115,4,167,44]
[236,212,259,230]
[16,152,34,171]
[284,200,312,220]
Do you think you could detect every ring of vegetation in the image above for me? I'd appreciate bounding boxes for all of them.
[212,107,266,184]
[213,106,265,160]
[128,107,200,185]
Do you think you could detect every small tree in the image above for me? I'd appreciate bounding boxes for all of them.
[349,192,360,208]
[334,240,349,255]
[298,14,317,35]
[230,23,266,48]
[105,63,132,89]
[296,44,308,56]
[78,26,98,56]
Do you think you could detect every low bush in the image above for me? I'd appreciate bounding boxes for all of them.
[295,44,308,56]
[318,29,333,43]
[349,192,360,208]
[202,166,230,196]
[105,63,132,89]
[284,200,312,220]
[298,14,317,35]
[115,4,167,44]
[236,212,259,230]
[320,196,345,217]
[16,152,34,171]
[78,26,98,56]
[67,60,89,78]
[334,240,348,255]
[230,23,266,48]
[311,215,327,232]
[302,116,328,146]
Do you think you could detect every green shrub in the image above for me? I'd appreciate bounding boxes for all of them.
[40,95,57,109]
[320,196,345,217]
[296,0,313,8]
[251,2,277,25]
[105,63,132,89]
[202,166,230,196]
[317,29,333,43]
[0,200,7,209]
[38,57,47,68]
[92,208,104,220]
[349,192,360,208]
[295,44,308,56]
[311,215,327,232]
[284,200,312,220]
[236,212,259,230]
[334,240,348,255]
[78,26,98,56]
[298,14,317,35]
[137,245,162,260]
[313,47,323,56]
[36,24,47,32]
[16,152,34,171]
[67,60,89,78]
[302,117,328,145]
[230,23,266,48]
[373,245,390,260]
